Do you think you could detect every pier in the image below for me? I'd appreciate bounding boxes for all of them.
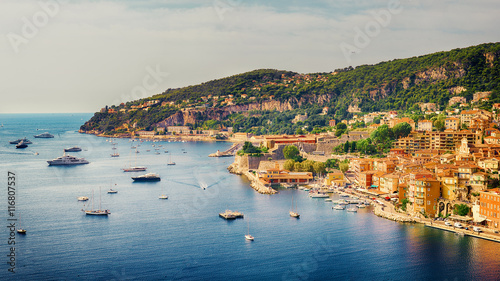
[209,142,243,157]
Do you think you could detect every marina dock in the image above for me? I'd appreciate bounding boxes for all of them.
[209,143,243,157]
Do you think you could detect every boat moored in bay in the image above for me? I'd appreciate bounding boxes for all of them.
[9,138,32,144]
[132,173,161,182]
[47,152,89,166]
[16,140,29,149]
[34,132,54,138]
[219,210,244,220]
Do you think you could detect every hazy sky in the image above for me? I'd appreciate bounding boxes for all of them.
[1,0,499,113]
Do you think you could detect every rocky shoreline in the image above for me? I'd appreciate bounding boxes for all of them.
[373,205,416,223]
[227,162,277,195]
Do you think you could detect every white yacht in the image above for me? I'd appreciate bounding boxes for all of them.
[333,205,345,210]
[123,166,147,172]
[335,199,348,205]
[34,132,54,138]
[47,152,89,166]
[347,207,358,212]
[309,192,329,198]
[132,173,161,182]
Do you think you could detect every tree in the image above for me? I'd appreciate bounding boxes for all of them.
[325,158,339,169]
[293,162,302,172]
[392,122,412,139]
[242,141,259,154]
[433,119,445,131]
[283,145,300,160]
[336,123,347,130]
[339,162,349,173]
[335,122,347,137]
[284,159,295,171]
[313,162,325,175]
[350,141,357,152]
[401,198,410,211]
[295,128,306,135]
[344,141,350,153]
[301,160,315,173]
[453,204,470,216]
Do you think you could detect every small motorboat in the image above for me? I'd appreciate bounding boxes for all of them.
[107,189,118,194]
[347,207,358,212]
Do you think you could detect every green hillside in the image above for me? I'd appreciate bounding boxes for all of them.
[81,42,500,135]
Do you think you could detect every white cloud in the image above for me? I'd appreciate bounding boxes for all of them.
[0,0,499,113]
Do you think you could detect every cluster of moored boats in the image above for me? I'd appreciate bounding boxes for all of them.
[9,132,54,150]
[307,190,372,213]
[45,140,175,184]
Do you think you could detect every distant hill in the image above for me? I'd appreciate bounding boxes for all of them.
[81,42,500,135]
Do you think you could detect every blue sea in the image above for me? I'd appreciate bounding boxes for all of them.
[1,113,499,280]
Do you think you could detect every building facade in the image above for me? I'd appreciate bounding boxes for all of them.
[479,188,500,230]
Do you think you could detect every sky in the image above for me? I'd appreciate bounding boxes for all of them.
[1,0,499,113]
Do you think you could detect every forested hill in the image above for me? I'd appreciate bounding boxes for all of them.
[81,42,500,135]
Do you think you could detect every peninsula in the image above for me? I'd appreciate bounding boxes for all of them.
[79,42,500,237]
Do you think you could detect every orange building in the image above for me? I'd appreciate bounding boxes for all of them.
[259,164,313,186]
[479,188,500,230]
[358,171,378,189]
[412,177,441,217]
[264,135,316,149]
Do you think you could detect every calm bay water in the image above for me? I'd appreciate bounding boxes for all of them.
[1,113,499,280]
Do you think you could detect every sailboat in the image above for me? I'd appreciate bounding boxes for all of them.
[167,153,176,166]
[289,193,300,218]
[122,147,147,172]
[17,213,26,234]
[245,219,254,241]
[159,183,168,199]
[110,142,119,157]
[108,183,118,194]
[83,188,110,216]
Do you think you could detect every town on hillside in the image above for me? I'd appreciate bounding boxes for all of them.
[82,90,500,235]
[223,97,500,235]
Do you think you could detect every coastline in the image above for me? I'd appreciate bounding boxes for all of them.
[227,161,277,195]
[81,129,500,243]
[79,130,241,143]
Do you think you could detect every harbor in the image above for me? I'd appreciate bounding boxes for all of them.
[3,113,500,280]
